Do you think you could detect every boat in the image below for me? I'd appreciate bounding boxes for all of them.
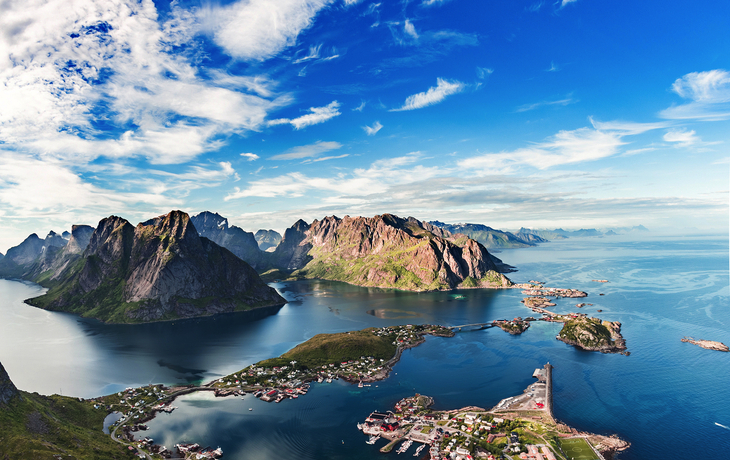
[357,423,364,430]
[414,444,425,456]
[397,440,412,454]
[326,378,332,383]
[366,435,380,445]
[249,408,253,411]
[358,381,363,388]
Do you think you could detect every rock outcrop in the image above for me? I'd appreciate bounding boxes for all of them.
[557,317,627,354]
[26,211,285,323]
[0,361,18,405]
[274,214,513,291]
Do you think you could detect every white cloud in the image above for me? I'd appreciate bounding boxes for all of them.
[556,0,578,9]
[269,141,343,161]
[663,129,700,147]
[293,44,323,64]
[363,121,383,135]
[459,127,626,171]
[241,153,260,161]
[660,69,730,121]
[0,0,287,165]
[353,100,367,112]
[343,0,362,5]
[422,0,450,6]
[546,61,560,72]
[404,19,419,40]
[269,101,342,129]
[201,0,333,62]
[391,78,465,111]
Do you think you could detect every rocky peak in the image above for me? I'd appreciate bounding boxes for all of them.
[64,225,95,255]
[0,361,18,405]
[189,211,228,232]
[44,231,67,249]
[84,216,134,262]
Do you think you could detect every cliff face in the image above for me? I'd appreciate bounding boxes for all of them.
[190,211,266,270]
[277,214,512,291]
[0,361,18,405]
[26,211,285,323]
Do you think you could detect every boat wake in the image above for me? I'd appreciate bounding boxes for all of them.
[715,422,730,430]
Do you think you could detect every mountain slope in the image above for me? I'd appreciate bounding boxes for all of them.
[275,214,513,291]
[26,211,285,323]
[0,361,131,459]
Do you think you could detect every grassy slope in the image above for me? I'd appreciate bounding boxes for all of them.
[257,329,398,370]
[0,392,133,460]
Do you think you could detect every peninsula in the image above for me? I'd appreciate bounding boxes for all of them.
[357,364,629,460]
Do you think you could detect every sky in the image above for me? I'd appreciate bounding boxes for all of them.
[0,0,728,252]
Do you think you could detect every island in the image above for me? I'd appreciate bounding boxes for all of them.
[518,284,628,354]
[357,364,629,460]
[681,337,729,352]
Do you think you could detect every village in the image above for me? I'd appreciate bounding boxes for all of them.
[355,365,608,460]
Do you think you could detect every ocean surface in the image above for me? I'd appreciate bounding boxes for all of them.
[0,234,728,459]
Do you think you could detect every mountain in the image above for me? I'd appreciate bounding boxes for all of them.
[0,231,71,278]
[26,211,285,323]
[513,229,549,244]
[269,214,513,291]
[190,211,267,270]
[430,222,538,248]
[0,361,130,458]
[517,228,568,240]
[255,229,282,251]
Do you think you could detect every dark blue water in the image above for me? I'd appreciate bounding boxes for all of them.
[0,235,728,458]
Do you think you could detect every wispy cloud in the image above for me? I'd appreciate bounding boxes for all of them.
[527,2,544,12]
[353,100,367,112]
[556,0,578,9]
[421,0,451,6]
[391,78,465,111]
[241,153,260,161]
[269,141,343,161]
[660,69,730,121]
[515,96,576,112]
[269,101,342,129]
[546,61,560,72]
[476,67,494,79]
[363,121,383,136]
[459,127,626,171]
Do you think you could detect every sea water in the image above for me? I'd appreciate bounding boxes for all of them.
[0,234,727,458]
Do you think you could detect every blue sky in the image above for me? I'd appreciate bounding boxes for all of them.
[0,0,728,251]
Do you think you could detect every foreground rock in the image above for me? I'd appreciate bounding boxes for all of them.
[681,337,729,352]
[556,316,627,354]
[25,211,285,323]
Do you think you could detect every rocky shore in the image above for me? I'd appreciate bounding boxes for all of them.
[681,337,729,352]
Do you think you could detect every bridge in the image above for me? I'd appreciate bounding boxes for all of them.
[447,322,495,331]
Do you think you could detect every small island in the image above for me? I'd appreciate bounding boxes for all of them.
[681,337,729,352]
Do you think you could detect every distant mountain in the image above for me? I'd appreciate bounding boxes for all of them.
[24,211,284,323]
[430,222,538,249]
[255,229,282,251]
[267,214,514,291]
[190,211,267,270]
[513,229,549,244]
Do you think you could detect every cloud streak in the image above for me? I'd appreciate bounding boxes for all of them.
[660,69,730,121]
[391,78,465,111]
[363,121,383,135]
[269,101,342,129]
[269,141,343,161]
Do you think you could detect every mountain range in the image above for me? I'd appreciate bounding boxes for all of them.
[430,222,548,249]
[1,211,284,323]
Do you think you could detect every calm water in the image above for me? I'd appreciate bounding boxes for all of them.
[0,235,728,459]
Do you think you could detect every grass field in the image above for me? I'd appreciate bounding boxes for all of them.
[559,438,599,460]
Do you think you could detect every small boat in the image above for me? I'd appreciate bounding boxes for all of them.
[249,408,253,411]
[326,378,333,383]
[414,444,425,456]
[366,435,380,445]
[358,382,363,388]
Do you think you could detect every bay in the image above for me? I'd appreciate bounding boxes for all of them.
[0,234,728,458]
